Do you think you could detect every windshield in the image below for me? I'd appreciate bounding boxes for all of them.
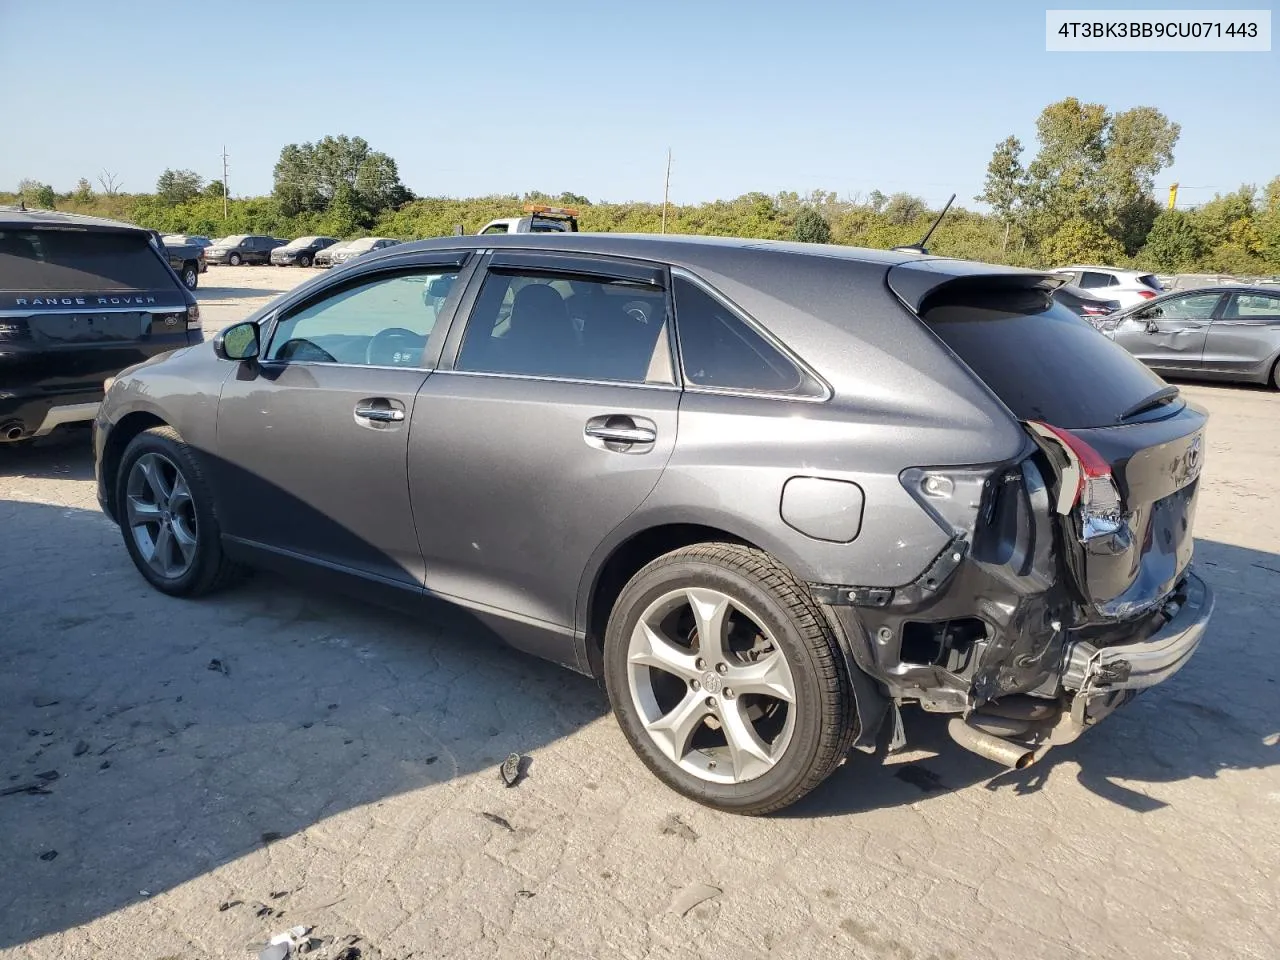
[216,235,247,246]
[345,238,378,252]
[283,236,318,250]
[0,229,177,292]
[924,286,1170,429]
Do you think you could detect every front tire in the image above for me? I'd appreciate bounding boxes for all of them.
[298,253,312,268]
[228,252,242,266]
[603,543,857,814]
[116,426,243,597]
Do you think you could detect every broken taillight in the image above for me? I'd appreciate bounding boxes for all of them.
[1027,421,1125,540]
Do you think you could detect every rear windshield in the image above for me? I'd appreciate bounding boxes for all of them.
[924,287,1169,429]
[0,229,177,293]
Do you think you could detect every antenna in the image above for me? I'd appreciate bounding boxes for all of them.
[893,193,955,255]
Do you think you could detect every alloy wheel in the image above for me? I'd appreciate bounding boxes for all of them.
[626,587,797,784]
[125,452,198,580]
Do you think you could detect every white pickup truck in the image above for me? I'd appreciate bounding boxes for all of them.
[477,204,579,235]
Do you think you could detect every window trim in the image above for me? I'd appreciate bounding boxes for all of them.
[669,267,831,403]
[441,250,678,389]
[259,254,473,370]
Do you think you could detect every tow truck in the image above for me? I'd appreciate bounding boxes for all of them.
[477,204,579,235]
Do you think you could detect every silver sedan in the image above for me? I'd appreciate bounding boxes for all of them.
[1101,286,1280,388]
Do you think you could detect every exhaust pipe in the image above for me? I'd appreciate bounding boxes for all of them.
[1,421,26,442]
[947,718,1037,769]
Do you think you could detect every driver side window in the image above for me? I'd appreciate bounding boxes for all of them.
[267,268,460,367]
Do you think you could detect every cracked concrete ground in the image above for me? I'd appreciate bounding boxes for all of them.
[1,268,1277,959]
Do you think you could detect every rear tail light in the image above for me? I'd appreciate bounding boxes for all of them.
[186,303,201,329]
[1081,304,1108,315]
[1027,421,1124,540]
[1136,290,1157,300]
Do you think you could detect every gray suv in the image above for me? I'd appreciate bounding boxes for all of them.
[93,235,1213,813]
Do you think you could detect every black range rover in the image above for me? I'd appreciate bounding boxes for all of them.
[0,207,202,444]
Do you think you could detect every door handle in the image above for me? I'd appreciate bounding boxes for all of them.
[585,423,656,444]
[355,405,405,422]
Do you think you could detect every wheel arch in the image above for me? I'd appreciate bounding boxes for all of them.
[101,410,169,519]
[579,517,807,679]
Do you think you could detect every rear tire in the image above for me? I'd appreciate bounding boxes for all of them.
[181,262,198,290]
[603,542,857,814]
[116,426,244,597]
[228,252,242,266]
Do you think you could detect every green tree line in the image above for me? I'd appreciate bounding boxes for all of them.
[7,105,1280,275]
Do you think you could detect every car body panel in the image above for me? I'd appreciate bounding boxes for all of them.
[1202,289,1280,379]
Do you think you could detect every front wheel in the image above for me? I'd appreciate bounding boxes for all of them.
[228,252,242,266]
[603,543,858,814]
[116,426,243,597]
[297,253,312,268]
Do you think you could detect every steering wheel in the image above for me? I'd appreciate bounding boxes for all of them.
[274,338,337,363]
[366,327,425,366]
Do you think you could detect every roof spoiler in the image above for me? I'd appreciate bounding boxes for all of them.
[886,260,1065,313]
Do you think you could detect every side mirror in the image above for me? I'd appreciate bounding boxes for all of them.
[214,321,260,361]
[1145,321,1160,335]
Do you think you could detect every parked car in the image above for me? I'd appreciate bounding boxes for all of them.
[478,203,580,235]
[92,234,1212,813]
[0,207,201,444]
[205,235,284,266]
[1100,286,1280,388]
[271,236,339,268]
[1049,266,1162,309]
[1050,283,1120,325]
[315,236,400,268]
[167,234,213,249]
[150,232,206,290]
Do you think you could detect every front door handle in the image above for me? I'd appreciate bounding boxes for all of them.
[355,404,405,423]
[585,423,657,444]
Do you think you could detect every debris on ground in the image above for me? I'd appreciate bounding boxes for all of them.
[99,760,111,770]
[207,658,229,676]
[35,770,59,782]
[480,811,514,832]
[218,899,243,912]
[499,752,527,787]
[270,890,290,899]
[38,850,57,861]
[33,696,59,708]
[660,813,699,841]
[2,780,52,797]
[424,755,437,765]
[73,740,90,757]
[669,882,722,916]
[516,889,535,899]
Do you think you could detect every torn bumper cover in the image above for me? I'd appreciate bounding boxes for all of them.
[1060,570,1213,726]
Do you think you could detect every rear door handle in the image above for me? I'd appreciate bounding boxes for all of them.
[355,404,405,422]
[584,414,658,450]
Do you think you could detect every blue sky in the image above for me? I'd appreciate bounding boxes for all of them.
[1,0,1275,208]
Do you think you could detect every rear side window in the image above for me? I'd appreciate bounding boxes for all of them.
[1079,271,1114,289]
[924,286,1168,429]
[457,270,671,383]
[1136,274,1162,291]
[0,229,176,292]
[672,276,822,397]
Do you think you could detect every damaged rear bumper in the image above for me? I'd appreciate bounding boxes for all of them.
[1060,570,1213,727]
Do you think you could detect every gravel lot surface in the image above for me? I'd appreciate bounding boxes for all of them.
[1,267,1277,959]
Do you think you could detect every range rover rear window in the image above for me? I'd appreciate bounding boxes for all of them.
[0,229,177,292]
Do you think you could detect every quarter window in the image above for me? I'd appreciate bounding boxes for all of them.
[672,276,819,396]
[267,269,459,367]
[456,270,671,383]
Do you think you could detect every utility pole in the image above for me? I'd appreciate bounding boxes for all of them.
[660,148,672,234]
[221,146,230,219]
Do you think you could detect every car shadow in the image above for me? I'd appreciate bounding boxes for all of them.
[0,490,607,948]
[0,428,95,482]
[784,536,1280,819]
